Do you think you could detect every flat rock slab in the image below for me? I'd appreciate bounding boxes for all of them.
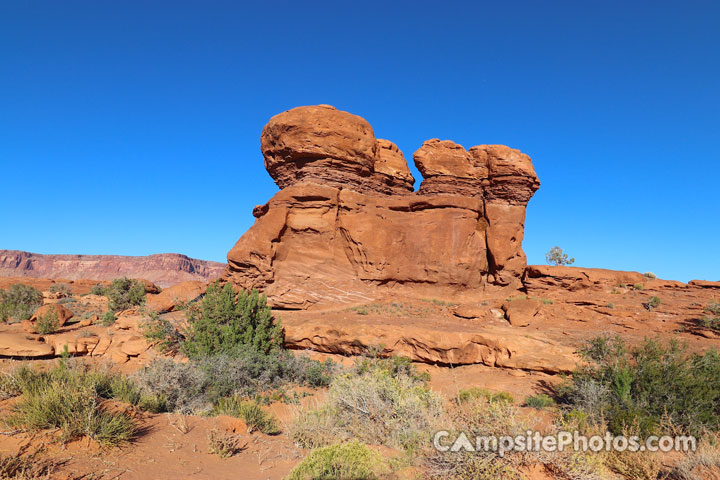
[282,314,578,374]
[0,332,54,357]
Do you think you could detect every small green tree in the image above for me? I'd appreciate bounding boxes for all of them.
[182,281,283,359]
[105,278,146,313]
[545,246,575,266]
[0,284,43,322]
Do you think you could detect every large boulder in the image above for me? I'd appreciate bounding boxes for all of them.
[30,303,74,327]
[146,281,206,313]
[224,105,541,308]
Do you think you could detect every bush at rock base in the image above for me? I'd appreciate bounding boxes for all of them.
[212,396,279,434]
[133,349,335,415]
[105,277,146,313]
[0,284,43,322]
[181,281,283,359]
[33,310,59,335]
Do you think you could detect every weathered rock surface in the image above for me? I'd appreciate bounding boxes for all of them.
[523,265,646,293]
[224,105,541,307]
[0,332,54,357]
[30,303,74,327]
[689,280,720,289]
[0,250,224,288]
[282,315,577,373]
[146,281,206,313]
[502,298,541,327]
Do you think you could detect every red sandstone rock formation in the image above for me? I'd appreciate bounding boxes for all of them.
[0,250,225,288]
[224,105,540,308]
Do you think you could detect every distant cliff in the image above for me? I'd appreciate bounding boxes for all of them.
[0,250,225,288]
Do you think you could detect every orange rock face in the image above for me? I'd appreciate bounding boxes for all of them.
[224,105,541,308]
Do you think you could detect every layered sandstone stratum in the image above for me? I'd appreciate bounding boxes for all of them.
[223,105,540,309]
[0,250,224,288]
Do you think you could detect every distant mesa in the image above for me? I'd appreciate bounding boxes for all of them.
[223,104,540,309]
[0,250,225,288]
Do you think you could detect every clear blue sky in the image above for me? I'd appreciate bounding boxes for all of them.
[1,1,718,282]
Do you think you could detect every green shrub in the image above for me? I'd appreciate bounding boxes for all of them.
[634,283,644,290]
[351,354,430,384]
[102,311,117,326]
[182,281,282,359]
[560,336,720,436]
[213,397,279,434]
[524,393,556,409]
[141,310,184,353]
[33,310,60,335]
[49,283,72,298]
[90,284,107,296]
[645,296,661,310]
[287,441,388,480]
[643,272,657,279]
[456,387,514,405]
[0,284,43,322]
[702,302,720,332]
[545,246,575,266]
[105,277,146,313]
[3,362,139,446]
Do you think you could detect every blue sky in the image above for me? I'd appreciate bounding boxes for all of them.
[1,1,718,282]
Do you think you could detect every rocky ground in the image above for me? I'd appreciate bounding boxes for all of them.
[0,267,717,479]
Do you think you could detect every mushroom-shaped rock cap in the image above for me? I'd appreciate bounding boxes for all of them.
[413,139,476,179]
[374,139,415,186]
[261,105,377,189]
[470,144,538,181]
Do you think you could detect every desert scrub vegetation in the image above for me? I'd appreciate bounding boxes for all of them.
[182,281,283,358]
[0,361,152,446]
[0,446,61,479]
[94,277,146,317]
[558,335,720,436]
[643,295,661,310]
[291,354,443,451]
[701,300,720,331]
[133,349,335,415]
[0,284,43,322]
[33,310,60,334]
[425,394,606,480]
[455,387,514,405]
[524,393,556,409]
[287,440,390,480]
[212,396,279,434]
[48,283,72,298]
[545,246,575,266]
[141,310,184,353]
[134,280,334,417]
[207,429,245,458]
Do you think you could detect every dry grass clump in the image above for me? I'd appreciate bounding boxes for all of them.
[0,362,144,447]
[291,356,443,451]
[207,429,245,458]
[212,396,279,434]
[670,434,720,480]
[0,446,60,479]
